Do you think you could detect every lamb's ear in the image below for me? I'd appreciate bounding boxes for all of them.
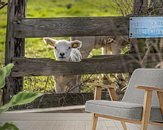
[43,37,57,48]
[70,40,82,48]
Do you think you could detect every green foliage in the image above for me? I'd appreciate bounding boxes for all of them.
[0,123,19,130]
[0,91,43,113]
[0,64,43,114]
[26,0,119,18]
[0,64,43,130]
[0,63,14,89]
[24,76,55,92]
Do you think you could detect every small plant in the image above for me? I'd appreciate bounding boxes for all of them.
[0,63,43,130]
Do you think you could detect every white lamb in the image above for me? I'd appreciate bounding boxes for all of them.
[43,37,82,93]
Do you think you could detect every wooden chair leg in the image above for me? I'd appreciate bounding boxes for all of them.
[141,90,152,130]
[92,113,98,130]
[157,91,163,114]
[108,86,128,130]
[121,121,127,130]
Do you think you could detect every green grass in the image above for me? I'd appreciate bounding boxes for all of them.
[27,0,119,18]
[0,5,7,66]
[0,0,131,92]
[0,0,122,62]
[25,0,121,58]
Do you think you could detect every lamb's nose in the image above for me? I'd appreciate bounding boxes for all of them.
[60,53,65,57]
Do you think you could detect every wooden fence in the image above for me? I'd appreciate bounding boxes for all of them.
[4,0,152,105]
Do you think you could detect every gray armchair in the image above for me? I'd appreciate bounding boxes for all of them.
[85,68,163,130]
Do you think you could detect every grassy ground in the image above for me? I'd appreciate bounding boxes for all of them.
[0,3,7,66]
[25,0,120,58]
[0,0,126,92]
[1,0,120,60]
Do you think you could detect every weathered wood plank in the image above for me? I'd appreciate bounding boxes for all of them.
[13,17,129,38]
[12,53,162,77]
[4,0,26,104]
[11,54,142,77]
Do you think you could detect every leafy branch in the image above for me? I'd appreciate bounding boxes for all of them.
[0,0,7,10]
[0,63,43,130]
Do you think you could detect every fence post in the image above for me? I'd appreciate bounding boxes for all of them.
[133,0,148,15]
[128,0,149,77]
[4,0,26,104]
[130,0,149,53]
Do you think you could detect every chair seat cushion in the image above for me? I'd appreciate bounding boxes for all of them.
[85,100,163,122]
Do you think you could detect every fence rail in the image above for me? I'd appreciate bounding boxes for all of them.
[13,17,129,38]
[12,54,160,77]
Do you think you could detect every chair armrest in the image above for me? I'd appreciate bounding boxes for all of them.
[137,86,163,92]
[137,86,163,123]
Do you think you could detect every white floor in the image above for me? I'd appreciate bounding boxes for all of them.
[0,113,124,130]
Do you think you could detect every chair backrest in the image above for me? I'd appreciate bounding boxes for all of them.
[122,68,163,107]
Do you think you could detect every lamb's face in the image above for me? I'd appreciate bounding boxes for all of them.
[54,40,71,61]
[43,38,82,61]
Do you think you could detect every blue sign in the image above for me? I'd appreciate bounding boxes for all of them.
[129,17,163,38]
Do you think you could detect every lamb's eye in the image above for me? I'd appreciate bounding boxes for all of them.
[55,47,57,49]
[68,47,71,49]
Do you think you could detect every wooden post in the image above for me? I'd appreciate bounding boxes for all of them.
[130,0,149,54]
[129,0,149,76]
[133,0,148,16]
[4,0,26,103]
